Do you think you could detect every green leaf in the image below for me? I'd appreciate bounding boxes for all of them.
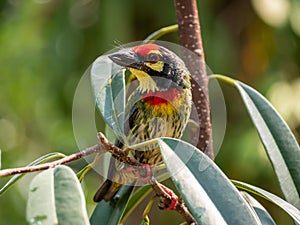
[0,152,65,195]
[90,185,134,225]
[158,138,260,225]
[236,82,300,207]
[233,180,300,224]
[91,56,126,140]
[27,168,57,225]
[241,191,276,225]
[54,166,90,224]
[213,74,300,209]
[26,165,90,225]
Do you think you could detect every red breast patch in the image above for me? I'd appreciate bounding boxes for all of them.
[133,44,160,56]
[142,88,180,106]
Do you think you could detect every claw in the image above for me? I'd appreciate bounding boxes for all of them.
[137,164,153,183]
[122,166,135,173]
[159,184,178,210]
[121,164,153,183]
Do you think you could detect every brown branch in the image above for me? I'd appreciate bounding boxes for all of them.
[99,134,197,224]
[0,133,138,177]
[174,0,214,159]
[0,143,104,177]
[99,133,197,224]
[0,132,197,224]
[150,178,197,225]
[96,133,140,166]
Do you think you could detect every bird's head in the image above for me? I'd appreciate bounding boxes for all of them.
[108,44,191,93]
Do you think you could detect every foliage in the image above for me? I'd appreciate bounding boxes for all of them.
[27,165,90,225]
[86,66,300,224]
[0,1,300,225]
[2,37,300,224]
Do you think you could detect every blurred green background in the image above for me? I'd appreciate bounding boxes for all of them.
[0,0,299,224]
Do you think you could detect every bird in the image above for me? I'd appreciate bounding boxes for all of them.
[93,43,192,202]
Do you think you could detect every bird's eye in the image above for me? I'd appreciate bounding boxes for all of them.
[146,53,160,62]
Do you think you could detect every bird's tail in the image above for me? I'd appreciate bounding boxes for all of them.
[93,179,123,202]
[93,146,136,202]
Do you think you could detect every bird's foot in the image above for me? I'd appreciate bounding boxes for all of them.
[158,184,178,210]
[137,164,153,183]
[122,164,153,183]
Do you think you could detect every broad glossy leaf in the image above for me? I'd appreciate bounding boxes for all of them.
[233,180,300,224]
[26,165,90,225]
[91,56,126,140]
[241,191,276,225]
[90,185,134,225]
[212,74,300,208]
[54,166,90,224]
[158,138,260,225]
[0,152,65,195]
[235,80,300,208]
[27,168,57,225]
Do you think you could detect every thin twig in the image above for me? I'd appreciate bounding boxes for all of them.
[0,132,197,224]
[0,143,104,177]
[98,134,197,224]
[0,133,137,177]
[96,133,141,166]
[174,0,214,159]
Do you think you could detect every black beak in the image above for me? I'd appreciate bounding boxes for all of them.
[108,51,138,68]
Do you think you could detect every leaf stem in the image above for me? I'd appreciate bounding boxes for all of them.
[142,196,157,219]
[143,24,178,43]
[209,74,236,86]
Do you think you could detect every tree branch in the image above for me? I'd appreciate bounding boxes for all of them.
[174,0,214,159]
[0,132,197,224]
[150,178,197,225]
[100,134,197,224]
[0,143,103,177]
[0,133,139,177]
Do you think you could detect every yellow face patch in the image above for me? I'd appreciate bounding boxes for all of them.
[145,61,164,72]
[145,50,164,72]
[129,68,158,92]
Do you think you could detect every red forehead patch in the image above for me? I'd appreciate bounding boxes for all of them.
[132,44,159,56]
